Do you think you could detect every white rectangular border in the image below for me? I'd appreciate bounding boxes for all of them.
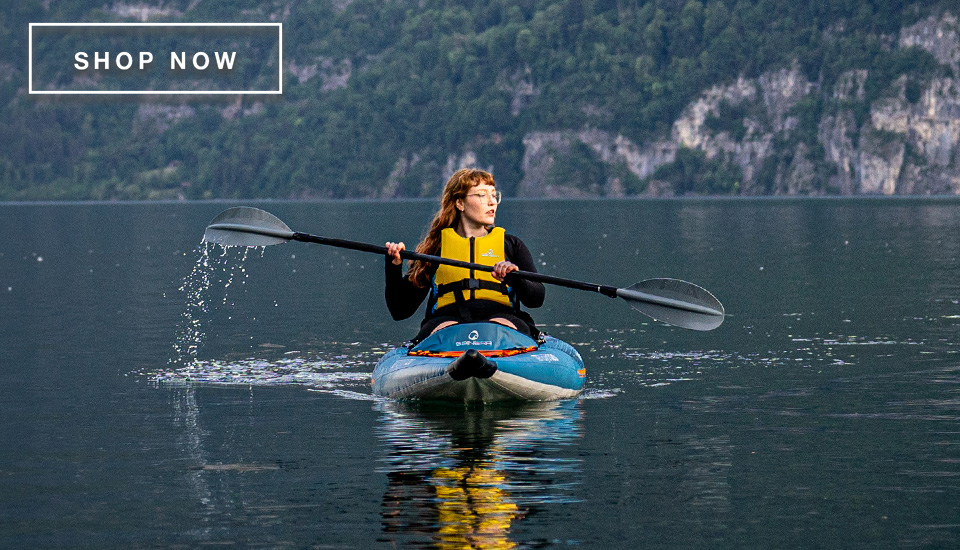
[28,22,283,95]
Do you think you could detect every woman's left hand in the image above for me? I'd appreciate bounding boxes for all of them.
[491,261,518,281]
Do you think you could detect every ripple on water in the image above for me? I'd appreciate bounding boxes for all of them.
[152,345,380,396]
[582,316,960,390]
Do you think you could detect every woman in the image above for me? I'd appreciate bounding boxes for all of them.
[385,168,544,343]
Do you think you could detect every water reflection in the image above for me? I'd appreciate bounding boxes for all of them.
[375,401,584,548]
[170,387,218,539]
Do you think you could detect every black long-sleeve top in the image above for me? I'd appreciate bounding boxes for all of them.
[384,233,545,322]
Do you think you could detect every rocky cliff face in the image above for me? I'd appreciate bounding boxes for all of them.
[825,12,960,196]
[512,13,960,197]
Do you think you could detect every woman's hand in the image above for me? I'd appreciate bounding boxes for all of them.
[385,242,405,265]
[491,260,518,281]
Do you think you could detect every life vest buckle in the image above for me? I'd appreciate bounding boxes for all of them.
[467,279,480,290]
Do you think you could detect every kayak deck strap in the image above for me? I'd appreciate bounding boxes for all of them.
[408,346,539,358]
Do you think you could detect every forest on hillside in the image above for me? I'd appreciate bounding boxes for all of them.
[0,0,953,200]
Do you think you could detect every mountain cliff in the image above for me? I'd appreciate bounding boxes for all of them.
[515,14,960,196]
[1,1,957,200]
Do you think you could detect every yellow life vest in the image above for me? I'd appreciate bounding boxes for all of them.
[433,227,513,310]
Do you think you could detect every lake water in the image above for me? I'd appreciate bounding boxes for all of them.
[2,199,959,548]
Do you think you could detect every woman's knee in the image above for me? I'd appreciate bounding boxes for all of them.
[488,317,518,330]
[430,320,460,334]
[428,317,518,336]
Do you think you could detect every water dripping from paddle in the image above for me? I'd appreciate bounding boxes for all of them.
[170,242,262,367]
[160,243,373,396]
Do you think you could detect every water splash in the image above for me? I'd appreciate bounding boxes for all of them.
[171,242,261,366]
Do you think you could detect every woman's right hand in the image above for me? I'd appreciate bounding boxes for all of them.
[385,241,405,265]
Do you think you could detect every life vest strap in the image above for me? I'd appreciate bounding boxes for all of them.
[436,278,509,297]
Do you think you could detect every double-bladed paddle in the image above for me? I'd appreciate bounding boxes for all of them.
[203,207,725,331]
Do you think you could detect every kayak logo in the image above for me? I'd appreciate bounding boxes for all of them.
[480,249,499,258]
[455,329,492,347]
[455,340,493,346]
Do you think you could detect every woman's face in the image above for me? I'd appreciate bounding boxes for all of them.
[456,183,499,228]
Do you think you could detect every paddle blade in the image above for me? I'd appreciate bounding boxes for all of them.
[203,207,295,247]
[617,278,725,331]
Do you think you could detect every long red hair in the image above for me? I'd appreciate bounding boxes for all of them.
[407,168,496,288]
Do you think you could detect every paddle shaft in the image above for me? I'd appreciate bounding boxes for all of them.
[205,212,724,326]
[293,232,722,317]
[291,232,621,298]
[205,220,721,319]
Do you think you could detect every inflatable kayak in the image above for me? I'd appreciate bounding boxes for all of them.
[371,322,585,403]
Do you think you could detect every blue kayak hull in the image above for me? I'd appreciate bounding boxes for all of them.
[371,323,585,403]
